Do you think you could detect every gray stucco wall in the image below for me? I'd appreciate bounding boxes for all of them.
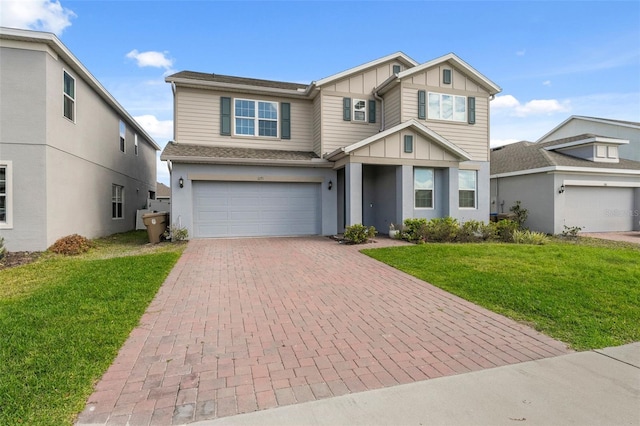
[169,163,338,238]
[0,44,157,251]
[362,165,397,232]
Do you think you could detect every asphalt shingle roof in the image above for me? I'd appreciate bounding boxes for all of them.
[161,142,320,162]
[167,71,308,91]
[491,133,640,175]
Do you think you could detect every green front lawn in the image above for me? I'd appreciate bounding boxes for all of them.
[0,231,185,425]
[363,239,640,351]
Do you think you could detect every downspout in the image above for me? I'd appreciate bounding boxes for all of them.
[373,90,384,132]
[171,82,177,141]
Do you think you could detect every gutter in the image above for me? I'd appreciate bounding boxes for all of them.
[373,89,385,132]
[160,156,335,168]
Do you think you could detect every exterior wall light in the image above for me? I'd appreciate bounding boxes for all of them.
[328,180,333,190]
[179,177,184,188]
[558,184,565,194]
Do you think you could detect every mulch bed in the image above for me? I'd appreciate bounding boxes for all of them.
[0,251,42,270]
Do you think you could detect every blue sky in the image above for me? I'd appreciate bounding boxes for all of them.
[2,0,639,184]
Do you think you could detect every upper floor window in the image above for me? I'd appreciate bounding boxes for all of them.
[134,134,139,156]
[112,184,124,219]
[428,92,466,122]
[353,99,367,122]
[414,168,434,209]
[235,99,278,137]
[459,170,477,209]
[63,71,75,121]
[119,121,126,152]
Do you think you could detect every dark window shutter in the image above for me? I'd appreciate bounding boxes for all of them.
[368,100,376,123]
[392,65,401,74]
[468,97,476,124]
[281,102,291,139]
[418,90,426,120]
[404,135,413,153]
[343,97,351,121]
[220,97,231,135]
[443,69,452,84]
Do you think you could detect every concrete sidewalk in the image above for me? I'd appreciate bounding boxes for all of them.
[192,342,640,426]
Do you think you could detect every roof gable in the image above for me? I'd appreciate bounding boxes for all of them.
[327,119,471,161]
[536,115,640,142]
[394,53,501,95]
[314,52,418,87]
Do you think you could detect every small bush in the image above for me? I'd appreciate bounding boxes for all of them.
[510,201,529,230]
[48,234,94,255]
[493,219,519,242]
[402,218,428,243]
[513,229,550,245]
[164,224,189,242]
[560,225,583,240]
[344,224,377,244]
[426,217,459,242]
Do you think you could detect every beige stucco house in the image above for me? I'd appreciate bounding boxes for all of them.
[161,52,501,238]
[0,27,160,251]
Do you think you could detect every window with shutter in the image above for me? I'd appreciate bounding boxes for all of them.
[281,102,291,139]
[418,90,426,120]
[343,97,351,121]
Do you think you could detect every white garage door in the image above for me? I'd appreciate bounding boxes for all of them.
[564,186,635,232]
[193,181,321,238]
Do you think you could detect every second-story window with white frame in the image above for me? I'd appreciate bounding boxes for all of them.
[63,70,75,121]
[459,170,477,209]
[119,121,126,152]
[428,92,466,122]
[234,99,278,137]
[353,99,367,122]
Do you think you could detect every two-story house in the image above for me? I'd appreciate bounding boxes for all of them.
[0,27,160,251]
[161,52,501,238]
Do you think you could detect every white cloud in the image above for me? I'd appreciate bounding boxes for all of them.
[542,80,551,86]
[0,0,75,35]
[516,49,526,56]
[492,94,570,117]
[134,115,173,142]
[126,49,174,70]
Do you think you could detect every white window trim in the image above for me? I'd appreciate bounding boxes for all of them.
[459,170,477,209]
[0,161,13,229]
[414,167,435,209]
[63,69,75,123]
[112,184,124,220]
[428,92,467,123]
[233,98,279,138]
[352,99,367,123]
[134,133,139,156]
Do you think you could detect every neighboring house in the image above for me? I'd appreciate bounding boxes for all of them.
[147,182,171,212]
[490,134,640,234]
[161,52,501,238]
[538,116,640,161]
[0,27,159,251]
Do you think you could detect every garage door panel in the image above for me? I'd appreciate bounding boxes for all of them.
[565,187,634,232]
[193,181,320,237]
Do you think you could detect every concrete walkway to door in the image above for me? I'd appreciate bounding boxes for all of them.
[76,237,570,426]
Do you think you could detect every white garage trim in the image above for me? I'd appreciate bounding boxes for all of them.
[562,180,640,188]
[188,173,324,183]
[564,186,635,232]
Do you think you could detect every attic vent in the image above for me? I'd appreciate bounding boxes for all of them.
[443,69,452,84]
[393,65,401,74]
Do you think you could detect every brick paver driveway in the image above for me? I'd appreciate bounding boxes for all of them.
[76,237,570,425]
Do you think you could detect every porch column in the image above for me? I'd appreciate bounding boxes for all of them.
[345,162,363,225]
[396,165,413,224]
[446,166,459,217]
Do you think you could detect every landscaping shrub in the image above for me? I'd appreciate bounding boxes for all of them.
[426,217,459,242]
[0,236,5,260]
[402,218,428,243]
[509,200,529,230]
[512,229,550,245]
[344,224,377,244]
[164,224,189,241]
[457,219,494,242]
[493,219,519,242]
[560,225,583,241]
[48,234,94,255]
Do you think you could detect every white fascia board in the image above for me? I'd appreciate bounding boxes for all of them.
[536,115,640,143]
[491,165,640,179]
[544,136,629,151]
[343,119,472,161]
[314,52,418,87]
[398,53,502,95]
[1,27,160,150]
[161,155,334,168]
[168,78,310,98]
[562,180,640,188]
